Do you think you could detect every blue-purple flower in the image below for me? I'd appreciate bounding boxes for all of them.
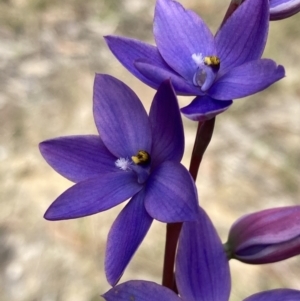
[225,206,300,264]
[105,0,285,121]
[39,75,199,286]
[270,0,300,20]
[102,208,300,301]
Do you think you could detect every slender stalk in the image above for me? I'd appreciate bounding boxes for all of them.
[162,117,216,292]
[162,222,182,290]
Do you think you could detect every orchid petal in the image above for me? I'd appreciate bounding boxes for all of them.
[270,0,300,20]
[244,289,300,301]
[93,74,152,158]
[209,59,285,100]
[181,95,232,121]
[103,280,182,301]
[149,80,184,168]
[176,208,231,301]
[44,172,142,220]
[105,190,153,286]
[154,0,215,81]
[39,135,117,183]
[105,36,173,89]
[144,162,198,223]
[135,60,202,96]
[216,0,269,74]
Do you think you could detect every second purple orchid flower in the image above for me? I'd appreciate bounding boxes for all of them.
[105,0,285,121]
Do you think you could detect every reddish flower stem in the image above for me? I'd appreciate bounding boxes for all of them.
[162,117,216,292]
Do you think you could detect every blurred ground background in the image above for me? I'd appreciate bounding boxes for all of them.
[0,0,299,300]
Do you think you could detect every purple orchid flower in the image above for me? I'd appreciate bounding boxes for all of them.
[39,75,199,286]
[225,206,300,264]
[102,208,300,301]
[105,0,285,121]
[270,0,300,20]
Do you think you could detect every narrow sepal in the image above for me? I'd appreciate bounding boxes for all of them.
[104,36,172,88]
[44,172,142,220]
[154,0,215,81]
[93,74,152,158]
[176,207,231,301]
[216,0,269,74]
[39,135,116,183]
[105,190,153,286]
[209,59,285,100]
[149,80,184,168]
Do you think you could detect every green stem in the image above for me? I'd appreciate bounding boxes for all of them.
[162,117,216,292]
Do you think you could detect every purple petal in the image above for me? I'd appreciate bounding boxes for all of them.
[135,60,202,96]
[209,59,285,100]
[39,135,117,183]
[149,80,184,168]
[176,207,231,301]
[154,0,215,81]
[105,190,153,286]
[105,36,173,89]
[270,0,300,20]
[103,280,182,301]
[181,95,232,121]
[229,206,300,250]
[244,289,300,301]
[215,0,269,74]
[144,161,198,223]
[93,74,152,158]
[44,172,142,220]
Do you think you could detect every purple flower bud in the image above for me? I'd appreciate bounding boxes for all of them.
[270,0,300,20]
[226,206,300,264]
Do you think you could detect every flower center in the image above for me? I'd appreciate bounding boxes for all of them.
[115,150,151,184]
[131,150,151,165]
[192,53,220,91]
[204,56,220,70]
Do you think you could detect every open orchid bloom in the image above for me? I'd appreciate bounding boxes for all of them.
[225,206,300,264]
[105,0,284,121]
[103,208,300,301]
[40,75,199,286]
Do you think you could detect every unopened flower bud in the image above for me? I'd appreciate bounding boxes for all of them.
[270,0,300,20]
[225,206,300,264]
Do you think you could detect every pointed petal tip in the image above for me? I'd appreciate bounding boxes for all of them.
[43,206,63,221]
[39,139,52,155]
[106,272,122,287]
